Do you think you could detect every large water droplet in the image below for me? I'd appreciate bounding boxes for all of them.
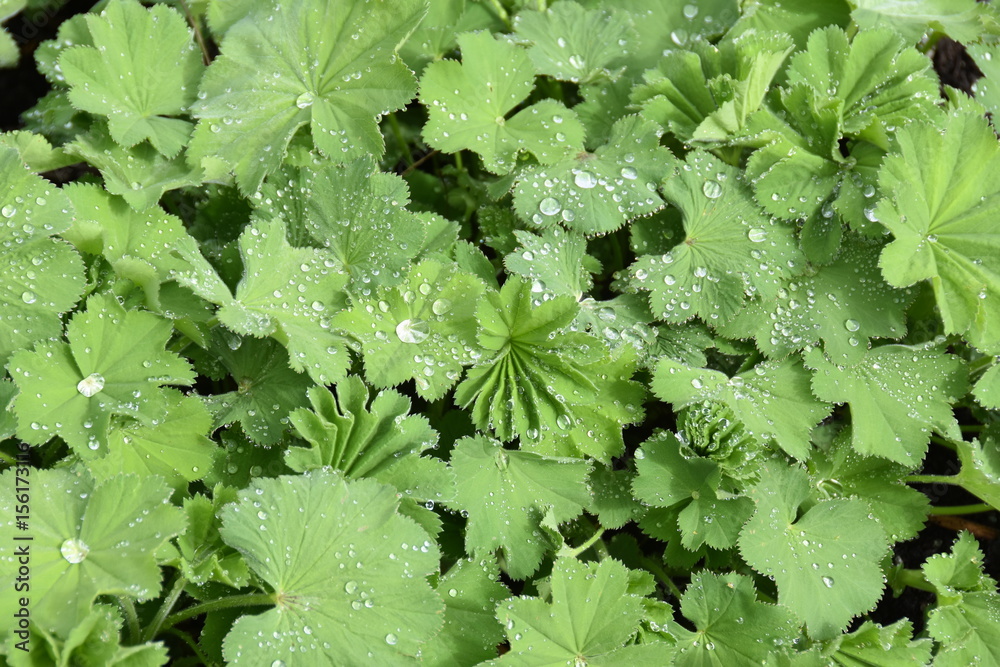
[747,228,766,243]
[431,298,452,315]
[539,197,561,216]
[1,205,16,218]
[395,319,429,344]
[295,92,314,109]
[702,180,723,199]
[385,633,398,646]
[21,291,36,304]
[574,170,597,189]
[77,373,105,397]
[844,319,860,332]
[821,576,835,588]
[60,538,89,564]
[556,414,572,430]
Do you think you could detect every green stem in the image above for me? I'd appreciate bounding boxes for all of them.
[565,527,606,558]
[0,450,16,466]
[165,628,217,666]
[961,424,985,433]
[929,502,993,516]
[905,474,957,485]
[641,557,683,599]
[894,568,936,594]
[142,574,188,643]
[388,114,413,166]
[159,593,275,635]
[486,0,510,27]
[930,435,957,452]
[454,150,465,175]
[119,597,140,645]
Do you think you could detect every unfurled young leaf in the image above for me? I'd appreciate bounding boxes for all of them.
[190,0,427,193]
[0,469,184,637]
[490,558,671,665]
[173,217,351,385]
[448,435,590,579]
[806,344,967,466]
[219,471,444,665]
[285,376,454,503]
[420,30,584,174]
[513,0,634,85]
[626,151,801,325]
[739,462,890,638]
[876,112,1000,353]
[511,114,671,235]
[59,0,203,157]
[631,31,793,145]
[9,294,194,454]
[0,147,84,369]
[336,259,485,400]
[922,532,1000,667]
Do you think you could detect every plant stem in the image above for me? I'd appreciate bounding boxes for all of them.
[119,597,140,645]
[929,502,993,516]
[158,593,275,635]
[905,474,956,485]
[961,424,985,433]
[166,628,217,666]
[142,574,188,643]
[565,527,606,558]
[968,355,996,377]
[641,556,683,599]
[179,0,211,65]
[0,451,16,466]
[486,0,510,27]
[401,149,440,177]
[894,568,936,594]
[931,435,958,451]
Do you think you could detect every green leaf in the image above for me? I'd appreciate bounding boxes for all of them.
[922,532,1000,667]
[626,150,801,325]
[89,390,217,489]
[420,557,510,666]
[813,619,932,666]
[729,0,851,48]
[511,114,671,235]
[285,377,454,503]
[0,130,75,172]
[513,1,634,85]
[738,462,890,638]
[633,431,753,551]
[652,356,831,460]
[784,27,939,136]
[448,435,591,579]
[175,490,250,588]
[631,32,793,145]
[335,259,485,400]
[59,0,203,157]
[850,0,986,44]
[973,362,1000,409]
[9,294,195,454]
[0,147,84,369]
[808,430,929,542]
[968,42,1000,116]
[65,126,203,211]
[503,227,593,299]
[219,471,444,665]
[190,0,425,193]
[0,469,184,636]
[670,571,799,665]
[717,236,913,364]
[172,217,351,385]
[805,344,967,465]
[490,558,672,665]
[454,276,606,445]
[876,112,1000,352]
[202,334,312,445]
[300,158,427,288]
[950,437,1000,512]
[588,464,641,530]
[419,30,584,174]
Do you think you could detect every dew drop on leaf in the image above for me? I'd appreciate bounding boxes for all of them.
[702,180,723,199]
[60,538,90,564]
[539,197,561,215]
[77,373,105,397]
[574,170,597,189]
[395,318,430,344]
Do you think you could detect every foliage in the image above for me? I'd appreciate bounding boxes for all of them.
[1,0,999,664]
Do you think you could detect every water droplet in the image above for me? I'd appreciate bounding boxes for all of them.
[60,538,89,564]
[702,180,723,199]
[77,373,105,397]
[1,205,15,218]
[747,228,766,243]
[21,291,36,304]
[691,378,703,389]
[574,170,597,189]
[432,298,452,315]
[385,633,398,646]
[844,319,860,332]
[822,576,835,588]
[556,414,572,430]
[295,92,314,109]
[663,275,676,286]
[539,197,561,216]
[395,319,429,344]
[620,166,638,180]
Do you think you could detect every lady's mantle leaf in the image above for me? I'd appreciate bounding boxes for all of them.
[738,462,890,639]
[0,469,184,637]
[511,115,671,235]
[173,217,351,385]
[448,435,590,580]
[876,113,1000,353]
[805,344,967,466]
[670,572,799,664]
[285,376,454,504]
[489,558,672,665]
[335,260,485,401]
[0,147,84,369]
[59,0,204,157]
[9,294,195,454]
[218,471,443,665]
[850,0,985,44]
[419,30,584,175]
[190,0,427,193]
[922,533,1000,667]
[653,356,830,460]
[626,151,801,325]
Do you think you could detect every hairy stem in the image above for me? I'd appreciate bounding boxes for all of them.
[929,502,993,516]
[119,596,140,645]
[159,593,276,635]
[142,574,188,643]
